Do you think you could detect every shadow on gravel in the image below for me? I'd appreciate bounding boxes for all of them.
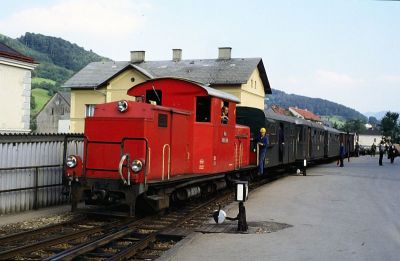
[196,221,292,234]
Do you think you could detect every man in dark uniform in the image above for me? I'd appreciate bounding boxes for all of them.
[388,144,396,164]
[339,142,345,167]
[355,142,360,157]
[371,143,376,157]
[379,141,384,166]
[257,127,269,175]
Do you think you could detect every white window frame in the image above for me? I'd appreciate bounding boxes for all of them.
[85,104,95,117]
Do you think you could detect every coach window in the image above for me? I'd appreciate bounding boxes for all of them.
[146,89,162,105]
[269,125,277,144]
[196,96,211,122]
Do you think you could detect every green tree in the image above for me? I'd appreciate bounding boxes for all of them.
[30,96,36,110]
[30,115,37,132]
[340,119,366,134]
[368,116,379,126]
[381,111,400,143]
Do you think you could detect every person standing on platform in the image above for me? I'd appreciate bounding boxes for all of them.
[339,142,345,167]
[346,132,351,162]
[257,127,269,175]
[379,141,384,166]
[355,142,360,157]
[371,143,376,157]
[388,144,396,164]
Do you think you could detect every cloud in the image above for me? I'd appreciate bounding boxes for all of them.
[0,0,149,58]
[381,74,400,84]
[315,69,364,88]
[0,0,147,35]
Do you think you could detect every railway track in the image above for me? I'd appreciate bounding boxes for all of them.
[0,172,288,260]
[0,215,133,260]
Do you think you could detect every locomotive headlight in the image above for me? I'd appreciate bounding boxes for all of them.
[66,155,77,168]
[117,100,128,112]
[131,159,143,173]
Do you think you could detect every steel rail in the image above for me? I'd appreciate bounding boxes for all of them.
[43,217,149,261]
[0,215,86,245]
[0,218,133,260]
[106,192,236,261]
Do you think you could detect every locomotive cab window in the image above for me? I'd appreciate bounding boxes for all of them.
[221,101,229,124]
[196,96,211,122]
[146,89,162,105]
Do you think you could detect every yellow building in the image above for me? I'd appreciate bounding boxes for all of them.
[63,47,271,133]
[0,43,37,133]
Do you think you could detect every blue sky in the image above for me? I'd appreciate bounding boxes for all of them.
[1,0,399,114]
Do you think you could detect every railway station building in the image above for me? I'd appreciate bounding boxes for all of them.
[0,42,37,133]
[63,47,271,133]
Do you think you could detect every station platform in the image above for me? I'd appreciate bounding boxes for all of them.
[160,156,400,261]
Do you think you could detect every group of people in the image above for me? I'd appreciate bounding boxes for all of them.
[370,141,398,166]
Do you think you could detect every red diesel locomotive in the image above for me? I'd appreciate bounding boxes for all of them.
[65,78,255,215]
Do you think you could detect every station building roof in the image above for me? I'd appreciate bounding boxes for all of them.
[62,58,271,94]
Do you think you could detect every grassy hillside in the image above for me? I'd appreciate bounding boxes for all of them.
[32,77,56,85]
[321,115,346,127]
[31,88,51,115]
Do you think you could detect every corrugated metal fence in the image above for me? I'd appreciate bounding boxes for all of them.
[0,134,84,215]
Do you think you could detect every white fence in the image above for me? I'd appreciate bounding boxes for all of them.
[0,134,83,215]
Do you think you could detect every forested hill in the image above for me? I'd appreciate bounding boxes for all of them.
[267,89,367,121]
[0,32,108,86]
[18,32,106,73]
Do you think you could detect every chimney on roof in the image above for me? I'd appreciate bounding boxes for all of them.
[130,51,145,63]
[172,49,182,62]
[218,47,232,60]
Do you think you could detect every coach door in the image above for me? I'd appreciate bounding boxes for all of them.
[278,123,284,163]
[308,127,312,158]
[324,131,329,158]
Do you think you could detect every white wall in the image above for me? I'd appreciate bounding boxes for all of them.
[58,119,70,133]
[358,135,382,148]
[0,57,35,133]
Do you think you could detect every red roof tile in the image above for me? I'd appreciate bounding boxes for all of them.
[289,107,321,121]
[270,105,291,116]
